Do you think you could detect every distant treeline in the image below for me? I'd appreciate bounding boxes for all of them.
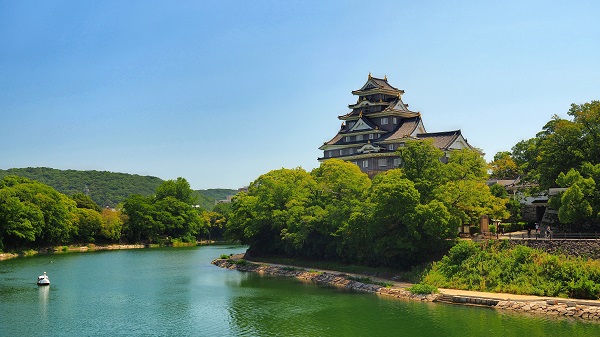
[0,168,237,210]
[0,175,236,251]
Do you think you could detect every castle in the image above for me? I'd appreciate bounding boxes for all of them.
[318,74,475,174]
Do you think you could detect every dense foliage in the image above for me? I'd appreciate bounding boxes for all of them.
[226,142,507,268]
[0,176,121,250]
[0,167,238,211]
[0,167,163,208]
[423,240,600,299]
[121,178,203,243]
[488,100,600,230]
[0,175,227,251]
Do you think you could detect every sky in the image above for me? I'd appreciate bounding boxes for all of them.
[1,1,599,190]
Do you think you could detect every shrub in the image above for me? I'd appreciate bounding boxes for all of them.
[219,254,230,259]
[408,283,438,294]
[422,241,600,299]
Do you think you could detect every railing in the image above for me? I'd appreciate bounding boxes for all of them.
[502,232,600,240]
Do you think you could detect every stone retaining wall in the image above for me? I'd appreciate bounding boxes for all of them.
[507,239,600,259]
[211,259,437,301]
[496,300,600,320]
[213,258,600,321]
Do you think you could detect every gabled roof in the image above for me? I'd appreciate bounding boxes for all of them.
[352,75,403,95]
[416,130,472,150]
[346,116,378,132]
[380,116,424,141]
[384,97,413,113]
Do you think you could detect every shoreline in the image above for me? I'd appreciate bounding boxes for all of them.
[212,257,600,322]
[0,244,146,261]
[0,240,223,261]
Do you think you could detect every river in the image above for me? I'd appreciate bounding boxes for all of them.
[1,245,598,336]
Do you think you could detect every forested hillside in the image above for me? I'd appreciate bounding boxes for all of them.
[0,168,237,210]
[193,189,238,211]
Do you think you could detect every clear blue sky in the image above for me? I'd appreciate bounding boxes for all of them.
[1,1,599,189]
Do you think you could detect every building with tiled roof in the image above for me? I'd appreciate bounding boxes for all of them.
[318,74,476,175]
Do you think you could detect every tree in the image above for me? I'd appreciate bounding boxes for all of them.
[310,159,371,258]
[568,101,600,164]
[72,192,101,212]
[201,211,227,241]
[434,180,508,228]
[446,148,488,182]
[73,207,103,243]
[155,177,196,205]
[122,195,157,243]
[0,189,42,250]
[398,140,446,202]
[100,208,124,242]
[489,151,520,180]
[535,116,585,188]
[0,176,77,247]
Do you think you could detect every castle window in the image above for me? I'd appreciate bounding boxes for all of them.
[393,158,401,167]
[381,117,388,125]
[362,160,369,168]
[388,144,394,151]
[356,135,363,141]
[378,159,387,167]
[339,149,343,156]
[345,136,350,142]
[369,134,374,140]
[349,148,354,154]
[393,117,397,124]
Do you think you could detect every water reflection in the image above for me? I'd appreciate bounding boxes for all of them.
[38,284,49,321]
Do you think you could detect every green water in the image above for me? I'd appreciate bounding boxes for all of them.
[1,246,598,336]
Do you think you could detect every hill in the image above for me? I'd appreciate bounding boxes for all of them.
[0,167,163,208]
[0,167,238,210]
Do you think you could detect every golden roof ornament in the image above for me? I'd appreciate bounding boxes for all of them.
[384,75,387,81]
[368,72,372,79]
[359,110,363,117]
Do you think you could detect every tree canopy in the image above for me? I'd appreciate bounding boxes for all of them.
[226,144,504,268]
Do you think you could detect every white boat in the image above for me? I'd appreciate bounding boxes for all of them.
[37,272,50,286]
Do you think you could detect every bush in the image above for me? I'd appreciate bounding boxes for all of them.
[422,240,600,299]
[408,283,438,294]
[219,254,230,259]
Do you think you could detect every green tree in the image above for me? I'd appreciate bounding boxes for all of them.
[72,192,102,212]
[100,208,123,242]
[489,151,520,180]
[122,195,157,243]
[0,176,77,247]
[73,207,103,243]
[155,177,196,205]
[535,116,585,188]
[398,140,446,202]
[310,159,371,258]
[0,190,42,250]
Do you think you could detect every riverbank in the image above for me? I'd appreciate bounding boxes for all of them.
[0,244,146,261]
[0,240,231,262]
[212,257,600,321]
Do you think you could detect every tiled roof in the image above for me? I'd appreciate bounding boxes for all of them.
[354,76,400,93]
[416,130,462,150]
[383,116,422,141]
[342,116,379,133]
[321,133,344,146]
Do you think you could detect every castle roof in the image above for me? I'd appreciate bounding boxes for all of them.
[416,130,472,150]
[352,75,402,94]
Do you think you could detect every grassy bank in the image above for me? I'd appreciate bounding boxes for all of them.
[422,240,600,300]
